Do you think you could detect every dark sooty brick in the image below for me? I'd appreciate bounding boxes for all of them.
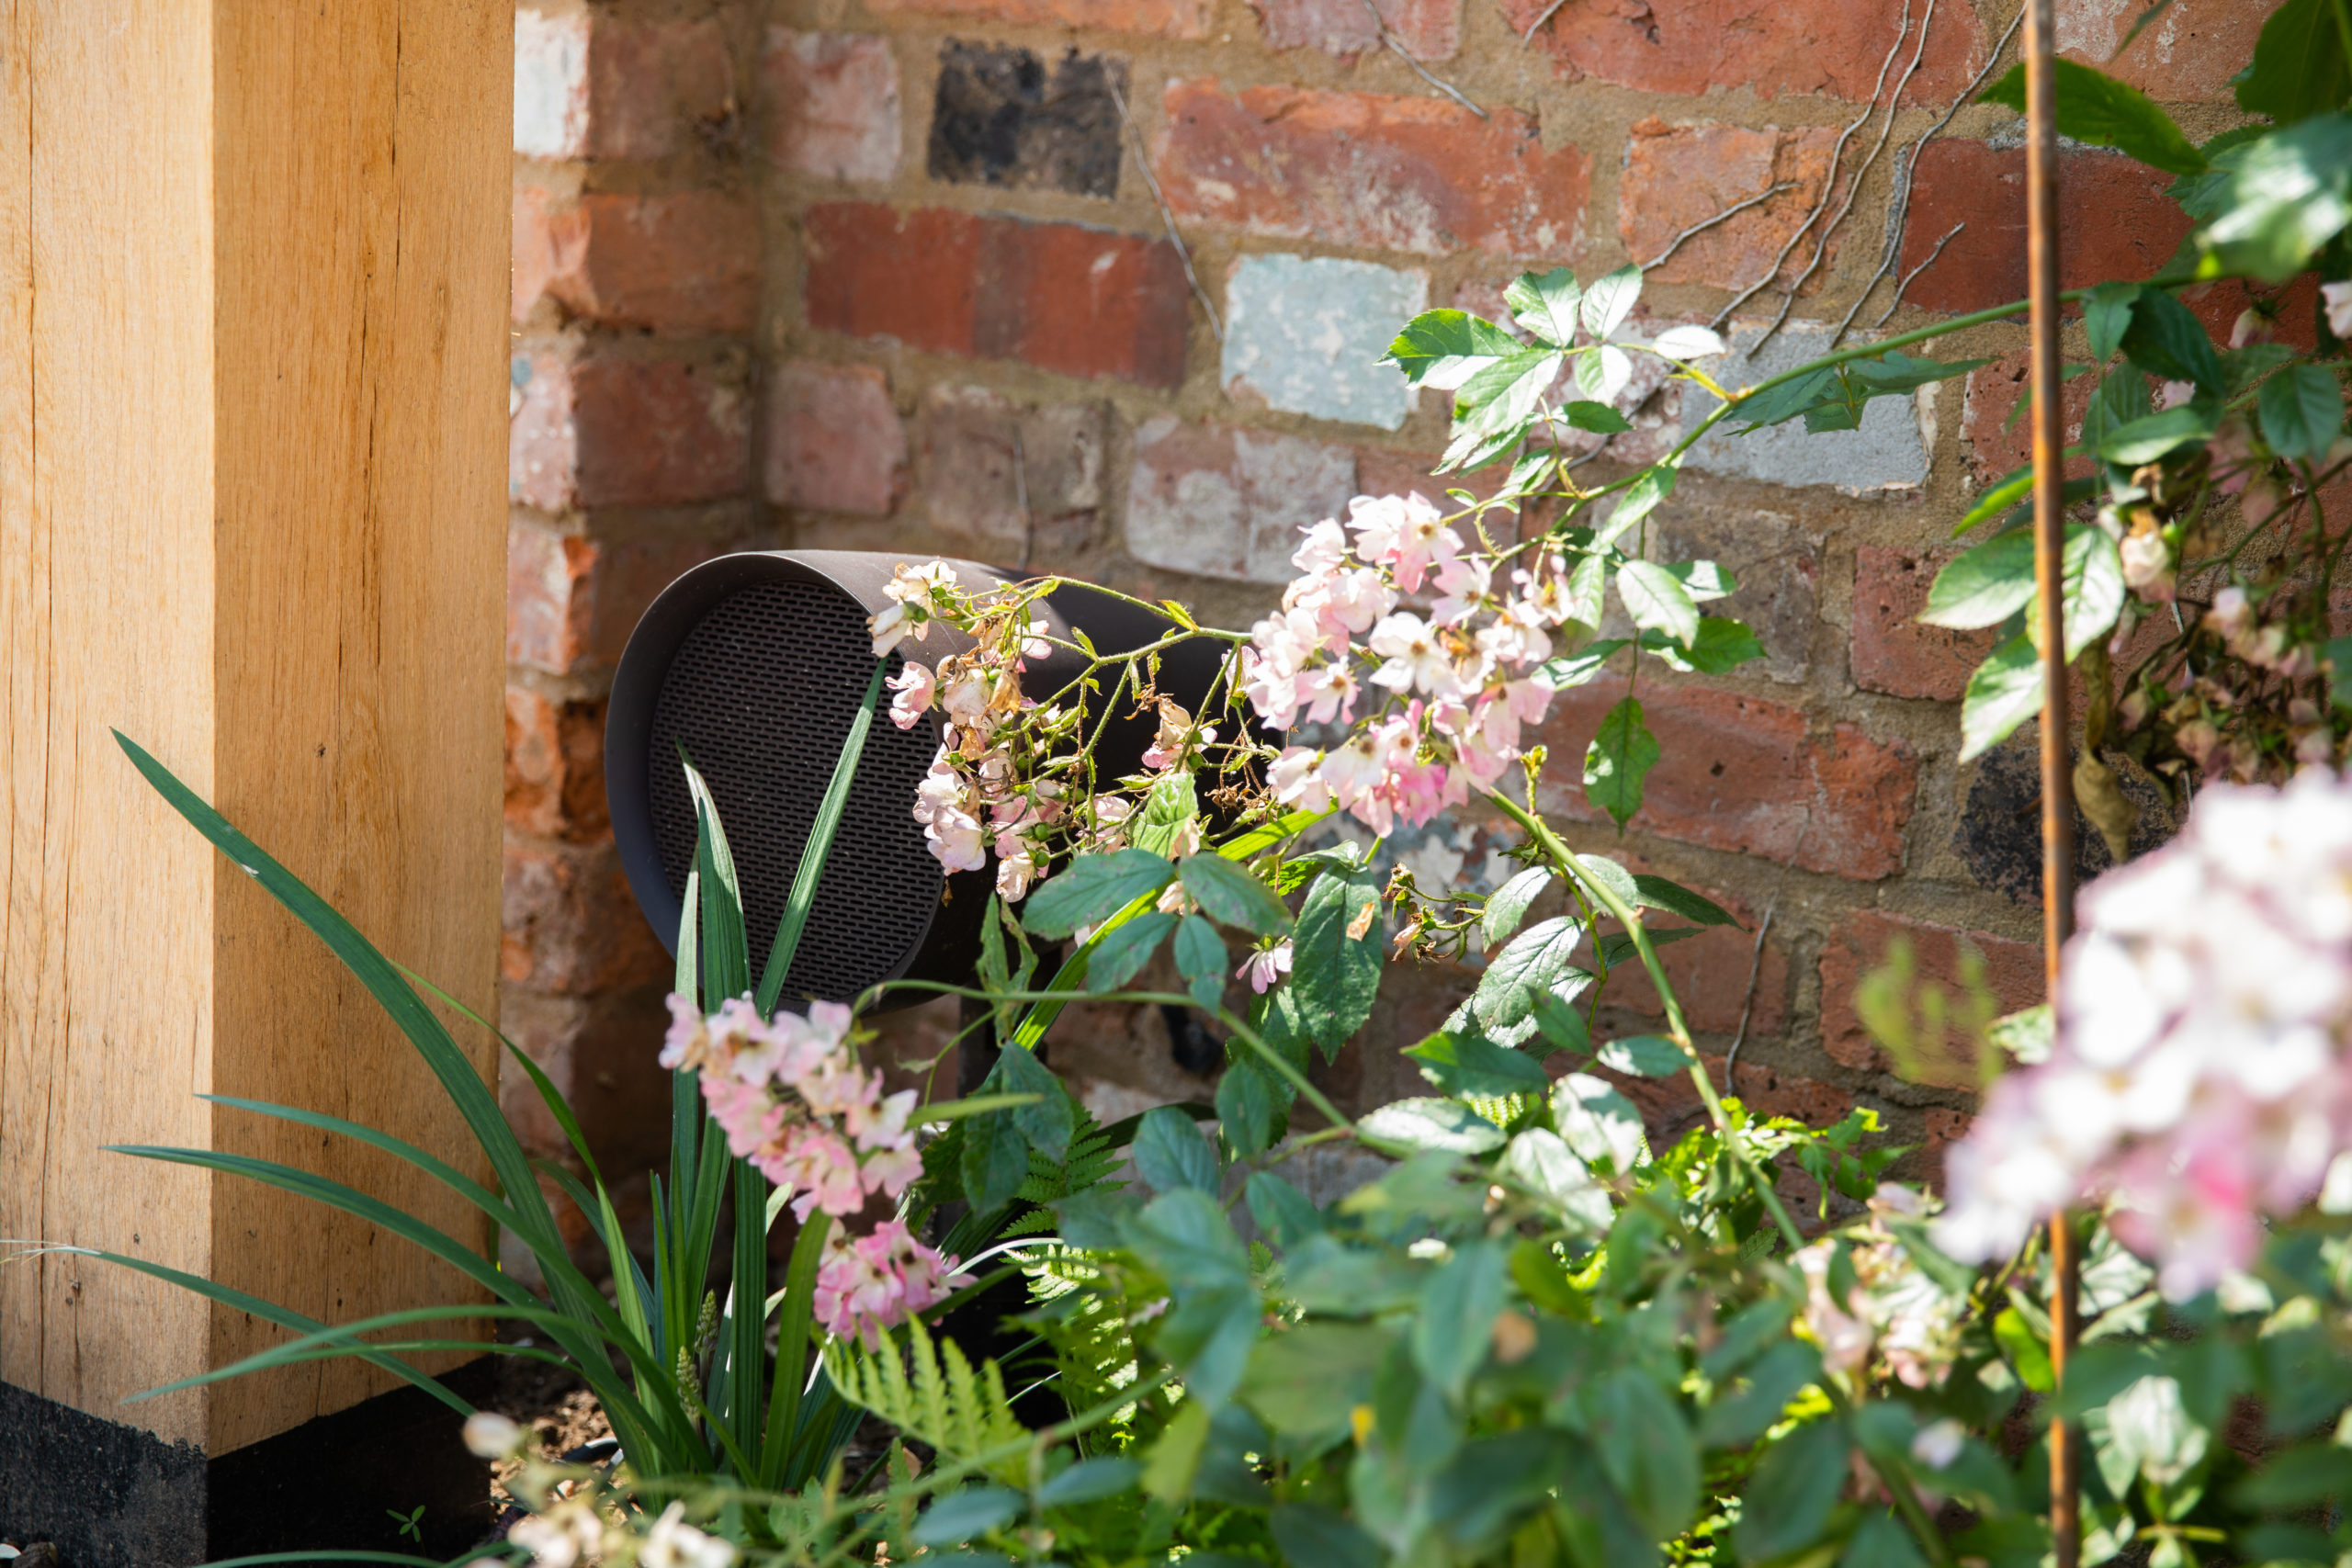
[928,39,1125,198]
[1955,734,2181,905]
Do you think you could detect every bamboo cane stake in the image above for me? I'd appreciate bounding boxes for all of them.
[2022,0,2081,1558]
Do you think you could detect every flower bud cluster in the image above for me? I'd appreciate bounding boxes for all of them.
[1245,493,1571,836]
[662,995,956,1342]
[1939,769,2352,1298]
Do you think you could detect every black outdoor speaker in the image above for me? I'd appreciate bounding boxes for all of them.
[605,550,1235,1011]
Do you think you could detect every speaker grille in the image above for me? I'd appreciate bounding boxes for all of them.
[647,579,944,1005]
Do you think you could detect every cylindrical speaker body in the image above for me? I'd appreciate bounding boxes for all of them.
[605,550,1237,1011]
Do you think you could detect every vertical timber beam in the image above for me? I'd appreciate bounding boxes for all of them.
[0,2,507,1562]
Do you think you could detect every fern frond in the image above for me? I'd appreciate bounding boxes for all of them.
[825,1315,1027,1483]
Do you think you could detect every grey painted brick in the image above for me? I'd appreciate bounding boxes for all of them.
[1679,321,1929,492]
[1125,416,1357,582]
[1221,254,1426,431]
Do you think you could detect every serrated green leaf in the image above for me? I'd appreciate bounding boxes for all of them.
[1581,264,1642,340]
[1293,863,1382,1058]
[1216,1059,1278,1159]
[2192,115,2352,281]
[1505,266,1583,346]
[2086,281,2142,361]
[1382,310,1530,389]
[1960,633,2045,762]
[1134,1106,1219,1195]
[1583,696,1658,829]
[1130,770,1199,857]
[961,1109,1031,1217]
[1406,1028,1551,1097]
[1733,1417,1848,1562]
[912,1487,1023,1547]
[1475,917,1588,1033]
[996,1044,1073,1162]
[1085,909,1175,993]
[1498,1129,1613,1231]
[2100,401,2218,464]
[1594,464,1677,547]
[1530,989,1591,1056]
[2119,290,2222,392]
[1023,850,1175,939]
[1595,1035,1688,1077]
[1536,637,1628,691]
[1597,1368,1700,1540]
[1922,528,2038,630]
[1645,618,1764,675]
[1358,1098,1505,1156]
[1983,58,2205,175]
[1174,914,1227,1012]
[2234,0,2352,124]
[2260,362,2345,459]
[1554,1073,1647,1173]
[1246,1170,1325,1250]
[1631,874,1739,927]
[1181,853,1292,935]
[1482,866,1552,945]
[1415,1241,1506,1399]
[1037,1457,1142,1507]
[1616,559,1701,646]
[1563,399,1633,433]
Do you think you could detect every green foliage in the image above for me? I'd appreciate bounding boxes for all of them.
[826,1315,1029,1484]
[1982,58,2207,175]
[1583,696,1659,828]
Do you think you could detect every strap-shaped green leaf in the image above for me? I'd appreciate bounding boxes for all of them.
[758,657,888,1016]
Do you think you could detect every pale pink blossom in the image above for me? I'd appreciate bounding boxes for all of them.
[996,845,1037,901]
[925,806,989,874]
[1429,553,1493,623]
[1348,492,1456,592]
[813,1219,957,1349]
[940,666,991,728]
[1269,747,1333,812]
[1297,662,1360,725]
[2324,281,2352,341]
[1292,518,1350,575]
[1239,939,1294,993]
[1367,612,1462,700]
[661,991,711,1072]
[887,662,936,729]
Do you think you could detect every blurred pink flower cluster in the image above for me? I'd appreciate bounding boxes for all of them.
[1794,1187,1965,1392]
[662,994,956,1342]
[1244,493,1568,836]
[869,562,1071,901]
[1939,770,2352,1299]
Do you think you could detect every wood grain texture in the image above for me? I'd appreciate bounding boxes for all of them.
[0,0,508,1454]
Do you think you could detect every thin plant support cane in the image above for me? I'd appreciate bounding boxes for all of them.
[2022,0,2082,1562]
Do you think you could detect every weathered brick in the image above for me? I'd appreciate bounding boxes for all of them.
[1537,684,1918,880]
[1223,254,1428,430]
[2060,0,2283,103]
[1582,876,1790,1037]
[1606,1053,1855,1150]
[1125,417,1358,581]
[1646,504,1820,684]
[804,204,1190,389]
[512,354,749,511]
[765,30,903,183]
[506,686,611,842]
[1156,84,1587,261]
[1960,350,2102,484]
[1817,908,2041,1079]
[514,10,734,161]
[1250,0,1461,59]
[1900,142,2194,313]
[513,186,565,323]
[1849,545,1997,702]
[532,191,761,334]
[916,386,1107,554]
[502,839,671,996]
[509,519,749,676]
[928,40,1125,198]
[1679,323,1928,491]
[764,361,907,517]
[1505,0,1985,102]
[500,985,674,1172]
[863,0,1212,40]
[1617,119,1840,291]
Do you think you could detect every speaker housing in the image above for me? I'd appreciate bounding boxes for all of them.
[605,550,1234,1011]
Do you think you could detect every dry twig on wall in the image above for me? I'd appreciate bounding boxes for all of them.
[1358,0,1487,118]
[1107,78,1225,344]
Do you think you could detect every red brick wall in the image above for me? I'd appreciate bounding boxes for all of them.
[505,0,2278,1198]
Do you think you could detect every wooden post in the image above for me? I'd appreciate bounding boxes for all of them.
[0,2,507,1561]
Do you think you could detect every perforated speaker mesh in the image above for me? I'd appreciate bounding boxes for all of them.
[646,579,944,1004]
